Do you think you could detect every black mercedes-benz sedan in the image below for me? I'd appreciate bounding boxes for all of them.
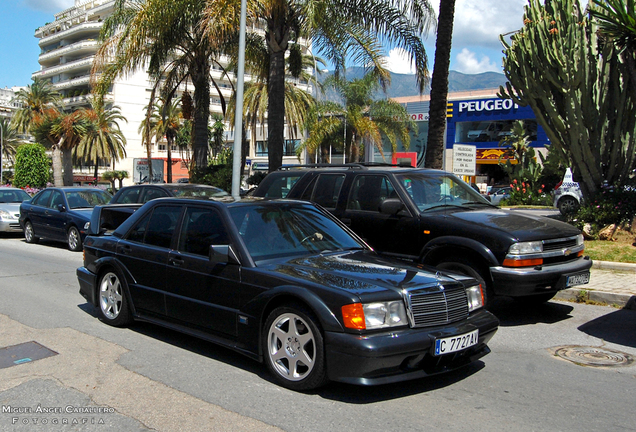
[77,197,498,390]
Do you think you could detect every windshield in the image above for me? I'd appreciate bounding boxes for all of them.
[396,173,492,212]
[168,185,228,198]
[0,189,31,203]
[229,204,364,262]
[65,190,112,209]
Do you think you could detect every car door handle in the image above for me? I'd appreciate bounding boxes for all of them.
[169,257,184,267]
[118,245,132,255]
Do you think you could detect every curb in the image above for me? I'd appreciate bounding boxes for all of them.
[555,288,636,310]
[592,260,636,272]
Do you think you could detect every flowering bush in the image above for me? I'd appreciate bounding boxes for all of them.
[502,178,551,206]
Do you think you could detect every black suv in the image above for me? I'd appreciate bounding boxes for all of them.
[253,164,592,304]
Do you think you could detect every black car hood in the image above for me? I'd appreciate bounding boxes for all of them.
[263,251,468,297]
[443,208,580,241]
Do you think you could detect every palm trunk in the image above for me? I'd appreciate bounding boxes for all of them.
[192,60,211,170]
[268,48,286,173]
[62,147,74,186]
[52,142,64,187]
[425,0,456,169]
[166,136,173,183]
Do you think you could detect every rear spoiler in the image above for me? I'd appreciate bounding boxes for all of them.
[87,204,143,235]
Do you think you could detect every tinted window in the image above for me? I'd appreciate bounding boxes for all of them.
[65,190,111,208]
[50,191,65,208]
[166,185,228,198]
[127,206,181,249]
[0,189,30,203]
[346,175,396,212]
[142,188,169,202]
[178,207,229,256]
[229,204,362,261]
[262,174,303,198]
[395,173,489,211]
[310,174,345,209]
[114,187,141,204]
[32,190,52,207]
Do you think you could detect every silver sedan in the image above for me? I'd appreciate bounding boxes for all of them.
[0,187,31,233]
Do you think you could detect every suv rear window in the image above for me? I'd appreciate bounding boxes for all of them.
[261,174,303,198]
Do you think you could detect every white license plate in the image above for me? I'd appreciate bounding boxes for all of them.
[434,329,479,356]
[566,272,590,287]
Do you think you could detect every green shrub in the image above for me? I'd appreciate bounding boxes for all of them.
[13,143,50,188]
[569,187,636,233]
[190,164,232,192]
[246,171,267,186]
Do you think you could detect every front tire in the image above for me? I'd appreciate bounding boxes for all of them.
[24,221,39,244]
[67,226,82,252]
[97,270,133,327]
[436,258,493,305]
[263,305,328,391]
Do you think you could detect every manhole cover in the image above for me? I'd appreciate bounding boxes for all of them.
[552,345,635,367]
[0,341,58,369]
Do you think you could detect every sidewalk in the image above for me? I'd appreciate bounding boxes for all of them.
[555,260,636,310]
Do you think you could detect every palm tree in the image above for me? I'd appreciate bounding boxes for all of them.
[590,0,636,101]
[138,97,181,183]
[11,77,61,135]
[74,97,127,182]
[93,0,236,171]
[204,0,434,172]
[425,0,456,169]
[0,118,21,173]
[299,74,416,163]
[225,34,318,166]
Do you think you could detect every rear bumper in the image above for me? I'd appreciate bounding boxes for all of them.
[490,256,593,297]
[324,309,499,385]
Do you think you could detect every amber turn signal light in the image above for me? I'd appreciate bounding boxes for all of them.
[342,303,366,329]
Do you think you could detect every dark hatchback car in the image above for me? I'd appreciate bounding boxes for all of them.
[77,198,498,390]
[110,183,227,204]
[20,187,112,251]
[253,165,592,304]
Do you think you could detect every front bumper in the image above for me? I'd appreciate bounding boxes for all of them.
[0,219,23,233]
[490,256,593,297]
[324,308,498,385]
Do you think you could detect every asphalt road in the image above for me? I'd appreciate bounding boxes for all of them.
[0,234,635,432]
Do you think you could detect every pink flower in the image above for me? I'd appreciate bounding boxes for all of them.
[522,188,526,193]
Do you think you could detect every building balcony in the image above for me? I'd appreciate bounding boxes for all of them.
[48,75,92,90]
[39,40,99,64]
[38,21,102,47]
[35,0,113,38]
[33,56,95,80]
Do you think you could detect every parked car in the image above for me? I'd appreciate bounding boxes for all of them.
[553,168,583,214]
[0,187,32,233]
[253,164,592,304]
[110,183,227,204]
[488,186,512,206]
[20,187,112,251]
[77,198,498,390]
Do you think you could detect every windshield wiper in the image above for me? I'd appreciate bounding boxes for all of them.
[422,203,467,212]
[462,201,496,207]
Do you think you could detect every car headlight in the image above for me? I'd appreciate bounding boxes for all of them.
[0,209,10,219]
[341,301,408,330]
[508,241,543,255]
[84,222,90,230]
[576,234,584,246]
[466,284,484,312]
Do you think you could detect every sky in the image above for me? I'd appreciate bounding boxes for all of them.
[0,0,530,89]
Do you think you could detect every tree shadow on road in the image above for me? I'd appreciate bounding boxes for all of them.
[487,297,574,327]
[578,307,636,349]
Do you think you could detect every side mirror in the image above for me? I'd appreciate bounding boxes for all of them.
[57,204,66,212]
[209,244,241,265]
[380,198,405,216]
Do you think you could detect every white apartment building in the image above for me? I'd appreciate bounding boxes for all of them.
[33,0,311,187]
